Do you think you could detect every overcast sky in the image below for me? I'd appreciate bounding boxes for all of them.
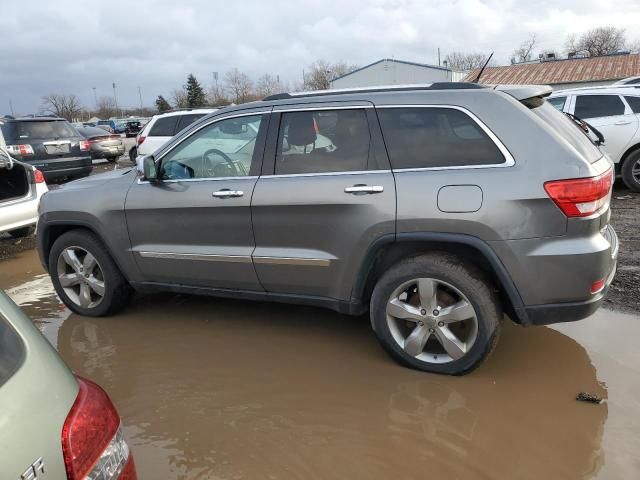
[2,0,639,114]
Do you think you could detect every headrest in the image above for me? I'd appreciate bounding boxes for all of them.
[287,112,317,146]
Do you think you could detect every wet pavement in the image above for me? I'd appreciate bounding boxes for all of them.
[2,249,639,479]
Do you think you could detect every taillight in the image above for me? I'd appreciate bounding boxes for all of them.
[79,140,91,151]
[33,169,45,183]
[62,377,136,480]
[544,168,613,217]
[137,136,145,146]
[7,144,34,156]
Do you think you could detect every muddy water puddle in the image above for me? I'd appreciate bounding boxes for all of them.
[2,249,639,479]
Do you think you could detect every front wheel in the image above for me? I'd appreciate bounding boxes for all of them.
[621,150,640,192]
[49,230,132,316]
[370,253,501,375]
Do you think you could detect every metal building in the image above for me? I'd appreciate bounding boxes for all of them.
[329,58,466,89]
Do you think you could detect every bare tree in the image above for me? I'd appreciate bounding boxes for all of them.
[303,60,358,90]
[224,68,254,104]
[444,52,493,71]
[566,26,627,57]
[512,34,537,63]
[40,94,83,121]
[95,96,118,119]
[255,74,283,98]
[171,88,188,109]
[207,85,229,107]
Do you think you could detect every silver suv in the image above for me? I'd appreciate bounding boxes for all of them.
[37,84,618,375]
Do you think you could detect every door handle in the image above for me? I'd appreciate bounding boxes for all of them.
[344,184,384,194]
[213,189,244,198]
[614,120,632,125]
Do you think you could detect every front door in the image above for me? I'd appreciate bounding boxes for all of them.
[125,110,270,291]
[251,104,396,301]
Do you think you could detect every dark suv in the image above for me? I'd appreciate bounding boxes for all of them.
[37,84,618,375]
[1,116,92,182]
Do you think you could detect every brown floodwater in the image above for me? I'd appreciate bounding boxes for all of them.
[2,249,639,479]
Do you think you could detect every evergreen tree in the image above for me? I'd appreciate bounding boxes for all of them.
[155,95,171,113]
[185,74,206,107]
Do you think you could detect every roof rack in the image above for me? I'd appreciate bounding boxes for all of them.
[263,82,484,101]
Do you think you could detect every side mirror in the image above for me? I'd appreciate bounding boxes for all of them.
[143,155,159,182]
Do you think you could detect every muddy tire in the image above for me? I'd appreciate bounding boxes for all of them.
[370,253,501,375]
[8,226,34,238]
[621,149,640,192]
[49,230,132,316]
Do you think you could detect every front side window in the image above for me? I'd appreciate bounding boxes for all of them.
[160,114,263,180]
[548,96,567,111]
[574,95,625,119]
[378,107,505,169]
[275,109,371,175]
[149,116,178,137]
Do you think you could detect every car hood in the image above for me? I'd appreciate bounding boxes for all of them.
[60,168,134,190]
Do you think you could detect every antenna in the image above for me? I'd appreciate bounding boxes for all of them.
[473,52,494,83]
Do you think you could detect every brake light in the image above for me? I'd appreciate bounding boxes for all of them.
[62,377,136,480]
[137,136,145,146]
[79,140,91,151]
[544,168,613,217]
[591,278,606,294]
[7,144,34,156]
[33,169,45,183]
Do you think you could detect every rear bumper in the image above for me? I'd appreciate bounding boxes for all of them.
[91,145,125,159]
[24,156,92,180]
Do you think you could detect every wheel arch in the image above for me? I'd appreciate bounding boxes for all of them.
[352,232,528,324]
[618,142,640,172]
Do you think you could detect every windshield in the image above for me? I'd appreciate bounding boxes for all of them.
[532,101,603,164]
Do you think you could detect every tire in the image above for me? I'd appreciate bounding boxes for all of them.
[8,226,34,238]
[49,229,132,316]
[621,149,640,192]
[107,156,117,163]
[370,253,501,375]
[129,147,137,164]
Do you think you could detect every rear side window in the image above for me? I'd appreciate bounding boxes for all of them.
[548,96,567,111]
[149,116,179,136]
[3,121,76,141]
[275,109,371,175]
[624,96,640,113]
[378,107,505,169]
[176,114,205,132]
[574,95,625,119]
[0,313,25,388]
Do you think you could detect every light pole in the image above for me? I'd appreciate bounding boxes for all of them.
[138,86,143,110]
[92,87,98,110]
[112,82,119,118]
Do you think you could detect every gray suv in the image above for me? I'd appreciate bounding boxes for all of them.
[37,84,618,375]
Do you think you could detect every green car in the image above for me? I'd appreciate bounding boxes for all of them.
[0,290,137,479]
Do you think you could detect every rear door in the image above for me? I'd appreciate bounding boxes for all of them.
[251,103,396,301]
[571,94,639,163]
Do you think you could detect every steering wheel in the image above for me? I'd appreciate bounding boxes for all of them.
[202,148,238,177]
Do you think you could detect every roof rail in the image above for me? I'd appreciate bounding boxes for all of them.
[262,82,484,101]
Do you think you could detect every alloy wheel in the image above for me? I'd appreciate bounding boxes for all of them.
[56,246,105,309]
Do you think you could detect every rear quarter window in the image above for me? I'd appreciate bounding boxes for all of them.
[624,96,640,113]
[377,107,505,169]
[149,116,179,137]
[0,313,25,388]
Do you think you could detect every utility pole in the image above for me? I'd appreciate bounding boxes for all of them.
[92,87,98,110]
[138,86,143,110]
[438,48,441,66]
[9,99,15,116]
[112,82,119,118]
[212,71,218,90]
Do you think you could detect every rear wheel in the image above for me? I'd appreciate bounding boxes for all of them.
[370,253,501,375]
[49,230,132,316]
[107,156,118,163]
[621,149,640,192]
[8,226,34,238]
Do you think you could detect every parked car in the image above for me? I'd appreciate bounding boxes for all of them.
[0,130,48,237]
[97,120,126,134]
[96,124,115,134]
[0,290,137,479]
[135,108,217,159]
[124,120,142,137]
[37,84,617,375]
[77,126,125,162]
[614,76,640,85]
[0,116,92,182]
[549,86,640,191]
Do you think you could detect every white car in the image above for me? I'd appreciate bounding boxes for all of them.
[549,86,640,191]
[136,108,217,159]
[0,130,48,238]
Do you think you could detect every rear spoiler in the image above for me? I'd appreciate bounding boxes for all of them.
[492,84,553,107]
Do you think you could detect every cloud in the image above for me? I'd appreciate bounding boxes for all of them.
[1,0,639,114]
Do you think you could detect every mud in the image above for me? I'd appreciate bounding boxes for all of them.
[3,249,640,479]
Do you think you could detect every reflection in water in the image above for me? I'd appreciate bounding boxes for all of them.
[51,294,606,480]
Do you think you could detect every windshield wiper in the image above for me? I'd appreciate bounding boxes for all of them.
[565,113,605,146]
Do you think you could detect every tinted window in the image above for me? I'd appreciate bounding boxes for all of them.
[624,96,640,114]
[548,96,567,111]
[378,107,505,169]
[0,312,25,388]
[574,95,625,119]
[176,114,206,132]
[149,116,179,136]
[624,78,640,85]
[275,109,370,175]
[2,120,77,141]
[161,114,264,180]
